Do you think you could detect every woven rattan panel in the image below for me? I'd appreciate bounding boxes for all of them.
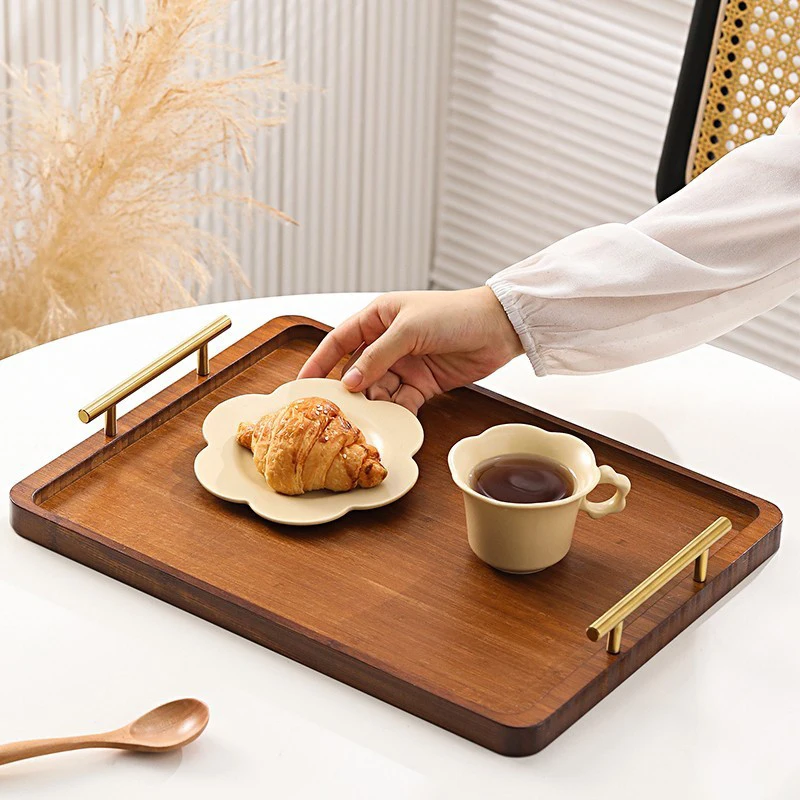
[693,0,799,178]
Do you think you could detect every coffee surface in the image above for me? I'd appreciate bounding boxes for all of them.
[470,454,574,504]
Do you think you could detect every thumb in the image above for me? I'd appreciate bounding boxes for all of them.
[342,323,413,391]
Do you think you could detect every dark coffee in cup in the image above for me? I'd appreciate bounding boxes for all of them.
[469,454,575,504]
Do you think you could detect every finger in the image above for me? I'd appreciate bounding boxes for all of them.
[342,322,415,392]
[389,355,443,399]
[366,370,402,401]
[338,342,366,380]
[297,315,372,379]
[392,383,426,415]
[366,384,393,402]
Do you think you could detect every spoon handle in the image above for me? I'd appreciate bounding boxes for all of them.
[0,733,117,766]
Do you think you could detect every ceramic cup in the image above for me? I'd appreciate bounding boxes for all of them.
[448,424,631,574]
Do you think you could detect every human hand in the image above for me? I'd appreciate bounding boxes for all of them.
[297,287,524,413]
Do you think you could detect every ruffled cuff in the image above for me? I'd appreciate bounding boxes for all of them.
[486,275,549,377]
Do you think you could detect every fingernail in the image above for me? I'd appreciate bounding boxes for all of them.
[342,367,362,389]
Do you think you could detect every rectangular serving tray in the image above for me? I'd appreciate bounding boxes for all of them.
[10,316,782,755]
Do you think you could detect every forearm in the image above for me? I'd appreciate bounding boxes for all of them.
[488,102,800,376]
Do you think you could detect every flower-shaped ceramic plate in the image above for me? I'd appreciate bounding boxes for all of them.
[194,378,424,525]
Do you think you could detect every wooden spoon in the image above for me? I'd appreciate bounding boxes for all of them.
[0,699,209,767]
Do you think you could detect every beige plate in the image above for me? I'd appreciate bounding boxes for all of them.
[194,378,424,526]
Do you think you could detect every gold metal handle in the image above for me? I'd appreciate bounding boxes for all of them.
[78,315,232,436]
[587,516,732,655]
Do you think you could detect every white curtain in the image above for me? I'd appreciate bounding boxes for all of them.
[0,0,450,300]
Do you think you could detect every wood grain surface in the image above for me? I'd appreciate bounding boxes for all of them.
[10,316,782,755]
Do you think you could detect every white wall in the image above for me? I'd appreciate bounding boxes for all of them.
[1,0,451,300]
[433,0,800,379]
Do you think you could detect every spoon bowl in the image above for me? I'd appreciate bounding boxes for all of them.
[126,698,210,752]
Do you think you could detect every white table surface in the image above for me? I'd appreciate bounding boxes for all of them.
[1,293,798,800]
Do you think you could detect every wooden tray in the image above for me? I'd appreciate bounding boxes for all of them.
[10,316,782,756]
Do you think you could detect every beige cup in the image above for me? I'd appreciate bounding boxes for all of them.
[448,424,631,574]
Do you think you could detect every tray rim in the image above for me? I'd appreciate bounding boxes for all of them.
[9,314,783,755]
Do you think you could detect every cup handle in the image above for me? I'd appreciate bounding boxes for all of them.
[580,465,631,520]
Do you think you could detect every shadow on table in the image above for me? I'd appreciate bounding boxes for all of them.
[577,410,679,462]
[0,748,182,794]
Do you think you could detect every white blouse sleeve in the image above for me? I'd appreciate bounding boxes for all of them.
[487,99,800,376]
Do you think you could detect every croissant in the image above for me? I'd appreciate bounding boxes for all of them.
[236,396,388,495]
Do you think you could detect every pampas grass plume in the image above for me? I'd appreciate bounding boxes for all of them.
[0,0,293,358]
